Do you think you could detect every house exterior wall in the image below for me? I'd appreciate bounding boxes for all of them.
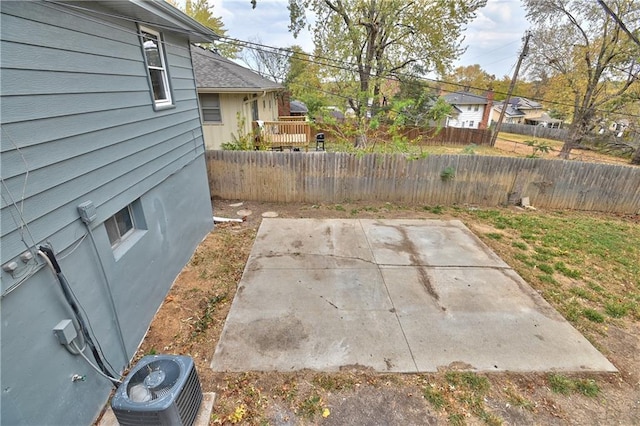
[1,2,213,425]
[490,109,524,124]
[490,106,544,124]
[521,108,545,120]
[447,104,485,128]
[201,91,279,150]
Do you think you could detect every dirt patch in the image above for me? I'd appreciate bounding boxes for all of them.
[135,199,639,425]
[493,136,632,165]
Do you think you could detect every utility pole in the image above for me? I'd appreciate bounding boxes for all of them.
[490,31,532,146]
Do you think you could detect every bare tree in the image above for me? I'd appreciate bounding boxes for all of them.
[524,0,640,159]
[240,37,291,83]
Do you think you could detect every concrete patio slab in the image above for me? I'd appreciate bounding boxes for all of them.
[211,219,617,373]
[360,219,509,267]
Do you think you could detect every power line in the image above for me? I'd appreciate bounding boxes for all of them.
[597,0,640,48]
[37,0,640,120]
[218,36,640,120]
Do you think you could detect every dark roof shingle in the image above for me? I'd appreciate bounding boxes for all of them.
[190,45,282,91]
[442,91,488,105]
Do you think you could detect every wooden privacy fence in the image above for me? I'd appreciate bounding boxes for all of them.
[406,127,494,146]
[314,125,494,146]
[500,123,568,141]
[206,151,640,214]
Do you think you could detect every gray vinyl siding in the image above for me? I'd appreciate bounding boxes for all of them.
[1,1,204,265]
[1,2,214,425]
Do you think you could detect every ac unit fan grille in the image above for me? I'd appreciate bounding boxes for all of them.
[175,363,203,425]
[111,355,203,426]
[111,410,160,426]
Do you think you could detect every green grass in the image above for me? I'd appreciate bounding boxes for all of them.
[423,385,446,410]
[569,286,598,302]
[423,205,444,214]
[297,395,323,418]
[538,274,558,285]
[485,232,503,240]
[445,372,490,393]
[554,261,582,279]
[604,301,630,318]
[548,374,600,397]
[548,374,574,395]
[583,308,605,323]
[448,413,465,426]
[575,379,600,397]
[504,387,535,411]
[537,263,554,274]
[465,208,640,333]
[512,241,528,250]
[423,373,501,425]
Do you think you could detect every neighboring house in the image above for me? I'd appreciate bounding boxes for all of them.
[526,112,564,128]
[191,45,282,150]
[609,119,630,136]
[1,2,216,425]
[442,91,492,129]
[490,97,547,126]
[490,102,526,124]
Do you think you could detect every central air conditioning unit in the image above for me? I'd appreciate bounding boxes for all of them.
[111,355,203,426]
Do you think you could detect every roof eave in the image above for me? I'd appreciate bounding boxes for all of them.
[197,87,282,94]
[127,0,219,42]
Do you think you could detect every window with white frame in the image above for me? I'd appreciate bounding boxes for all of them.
[474,105,479,111]
[104,200,147,260]
[140,26,172,107]
[199,93,222,123]
[469,120,475,128]
[105,205,136,248]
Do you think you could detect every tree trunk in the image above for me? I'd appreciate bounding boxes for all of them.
[560,110,593,159]
[632,145,640,165]
[354,133,367,148]
[559,126,579,159]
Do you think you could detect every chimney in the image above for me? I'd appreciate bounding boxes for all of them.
[277,91,291,118]
[480,90,494,129]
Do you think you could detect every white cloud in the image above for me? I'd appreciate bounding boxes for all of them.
[211,0,314,51]
[214,0,529,76]
[454,0,529,75]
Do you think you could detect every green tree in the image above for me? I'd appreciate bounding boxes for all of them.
[524,0,640,158]
[286,46,326,117]
[442,64,495,95]
[491,75,536,102]
[288,0,485,147]
[167,0,239,58]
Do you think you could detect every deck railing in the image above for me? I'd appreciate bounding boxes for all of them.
[278,116,307,122]
[253,120,312,151]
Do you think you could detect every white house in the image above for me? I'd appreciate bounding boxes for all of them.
[442,91,492,129]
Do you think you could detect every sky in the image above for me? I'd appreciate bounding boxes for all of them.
[210,0,531,79]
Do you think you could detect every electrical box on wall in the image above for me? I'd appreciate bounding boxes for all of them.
[77,201,97,224]
[53,319,77,345]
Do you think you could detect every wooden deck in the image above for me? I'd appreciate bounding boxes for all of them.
[253,120,312,151]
